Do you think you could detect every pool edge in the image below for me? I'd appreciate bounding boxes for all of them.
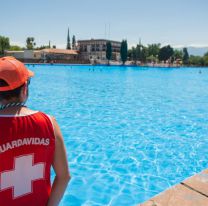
[139,169,208,206]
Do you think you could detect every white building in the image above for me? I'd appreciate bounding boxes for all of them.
[5,49,79,63]
[77,39,121,63]
[5,50,41,61]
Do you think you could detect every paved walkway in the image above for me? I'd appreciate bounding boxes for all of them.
[139,169,208,206]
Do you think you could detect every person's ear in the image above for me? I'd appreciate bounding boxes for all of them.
[20,83,28,101]
[23,83,28,95]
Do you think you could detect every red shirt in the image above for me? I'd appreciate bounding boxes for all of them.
[0,112,55,206]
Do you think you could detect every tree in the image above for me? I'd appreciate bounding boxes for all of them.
[128,47,137,63]
[141,46,149,63]
[136,44,142,62]
[189,55,203,66]
[26,37,36,50]
[147,43,160,58]
[106,41,112,65]
[128,47,133,61]
[203,55,208,66]
[173,49,183,60]
[35,45,50,50]
[146,55,157,63]
[66,28,71,49]
[8,45,22,51]
[0,36,10,55]
[72,35,76,50]
[120,40,128,65]
[158,45,174,62]
[182,47,189,65]
[204,51,208,66]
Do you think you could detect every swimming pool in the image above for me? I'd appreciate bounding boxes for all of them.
[27,64,208,206]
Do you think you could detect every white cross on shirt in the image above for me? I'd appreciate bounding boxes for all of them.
[0,154,45,199]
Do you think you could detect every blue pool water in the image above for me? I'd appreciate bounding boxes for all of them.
[27,64,208,206]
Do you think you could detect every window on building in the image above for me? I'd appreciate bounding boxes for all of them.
[96,44,100,51]
[91,44,95,52]
[102,44,106,51]
[84,46,87,52]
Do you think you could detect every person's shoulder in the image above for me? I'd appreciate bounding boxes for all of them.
[37,111,57,126]
[25,109,55,123]
[36,111,56,123]
[30,109,52,118]
[21,107,38,115]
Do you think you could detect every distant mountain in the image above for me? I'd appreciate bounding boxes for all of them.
[187,47,208,56]
[173,46,208,56]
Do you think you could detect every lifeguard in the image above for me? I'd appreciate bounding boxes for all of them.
[0,57,70,206]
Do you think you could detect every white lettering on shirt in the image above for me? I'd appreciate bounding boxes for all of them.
[0,138,50,154]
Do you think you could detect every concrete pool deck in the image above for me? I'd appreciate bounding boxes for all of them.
[139,169,208,206]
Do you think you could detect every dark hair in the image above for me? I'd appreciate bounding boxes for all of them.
[0,79,25,101]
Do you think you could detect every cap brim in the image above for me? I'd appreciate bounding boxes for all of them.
[28,69,34,77]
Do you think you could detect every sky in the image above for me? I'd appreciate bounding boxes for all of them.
[0,0,208,49]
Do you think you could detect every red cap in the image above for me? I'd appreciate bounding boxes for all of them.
[0,56,34,91]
